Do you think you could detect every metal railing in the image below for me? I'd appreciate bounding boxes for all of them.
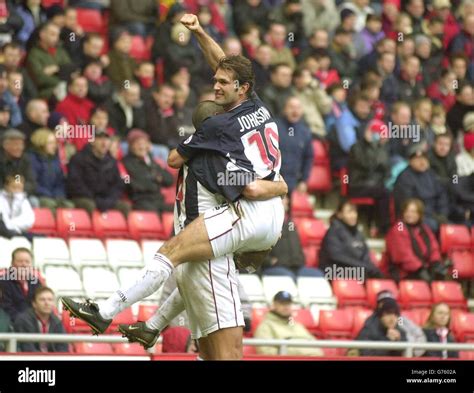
[0,333,473,357]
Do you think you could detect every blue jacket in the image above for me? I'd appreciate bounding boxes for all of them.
[276,117,314,193]
[3,90,22,127]
[28,151,66,198]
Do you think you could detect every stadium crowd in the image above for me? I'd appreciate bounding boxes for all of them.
[0,0,473,357]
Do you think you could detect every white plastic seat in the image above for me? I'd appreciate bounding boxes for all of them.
[69,238,108,267]
[106,239,144,268]
[33,237,71,268]
[141,240,164,262]
[0,236,33,269]
[82,267,120,298]
[262,275,299,304]
[297,277,337,307]
[44,265,85,297]
[238,274,265,303]
[10,236,32,250]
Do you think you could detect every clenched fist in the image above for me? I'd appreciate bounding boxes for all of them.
[180,14,201,32]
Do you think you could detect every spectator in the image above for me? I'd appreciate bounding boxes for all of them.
[0,129,36,195]
[449,54,468,85]
[260,63,294,116]
[412,98,435,151]
[13,286,69,353]
[415,34,441,89]
[76,33,109,69]
[122,129,174,214]
[269,0,306,50]
[265,22,296,70]
[0,247,42,322]
[299,29,329,61]
[261,195,322,280]
[26,21,74,101]
[319,199,383,280]
[82,60,114,106]
[386,101,412,164]
[110,0,158,37]
[328,91,372,170]
[328,26,357,82]
[152,3,186,61]
[393,146,449,233]
[447,81,474,140]
[292,67,332,138]
[0,64,21,127]
[426,68,457,112]
[17,99,49,143]
[105,81,145,139]
[448,13,474,79]
[423,303,459,359]
[386,198,446,282]
[66,129,130,217]
[252,44,273,94]
[29,128,73,212]
[8,70,26,115]
[239,23,260,60]
[60,7,84,60]
[312,50,340,90]
[15,0,47,46]
[221,37,243,57]
[338,0,374,32]
[106,28,136,88]
[431,104,448,135]
[357,37,396,78]
[348,119,391,234]
[277,96,314,194]
[0,174,34,238]
[431,0,459,49]
[233,0,270,36]
[254,291,323,356]
[428,133,457,188]
[135,61,156,100]
[382,0,399,38]
[356,291,408,357]
[197,5,224,44]
[341,8,358,33]
[0,288,12,351]
[325,82,347,132]
[397,55,425,104]
[55,76,94,128]
[301,0,339,35]
[405,0,424,34]
[456,132,474,177]
[0,98,11,135]
[354,14,385,59]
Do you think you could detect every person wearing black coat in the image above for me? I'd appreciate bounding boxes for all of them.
[318,199,383,280]
[423,303,459,359]
[446,81,474,139]
[13,287,69,353]
[123,130,174,214]
[393,146,450,233]
[66,131,130,216]
[356,295,408,357]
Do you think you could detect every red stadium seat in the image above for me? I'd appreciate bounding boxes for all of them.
[30,208,57,236]
[251,307,269,334]
[431,281,467,310]
[75,8,104,33]
[440,224,471,254]
[460,350,474,360]
[366,279,399,308]
[110,308,135,327]
[312,139,329,165]
[129,35,151,61]
[318,309,354,339]
[293,308,318,335]
[399,280,432,309]
[92,210,129,239]
[74,343,115,355]
[62,309,91,333]
[290,191,313,217]
[161,186,177,207]
[451,312,474,342]
[243,345,257,356]
[293,217,327,247]
[417,308,431,326]
[56,208,94,238]
[339,167,374,205]
[113,343,148,355]
[332,280,368,308]
[351,307,373,338]
[128,211,164,240]
[161,211,174,238]
[371,251,389,277]
[401,310,421,326]
[303,245,319,268]
[137,304,159,321]
[451,250,474,279]
[322,347,347,357]
[307,165,332,194]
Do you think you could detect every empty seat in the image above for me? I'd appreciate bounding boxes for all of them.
[262,276,298,304]
[332,280,368,307]
[82,267,119,298]
[113,343,147,355]
[128,211,163,240]
[30,208,56,236]
[69,238,108,267]
[312,139,329,165]
[440,224,471,254]
[307,165,332,194]
[452,312,474,342]
[239,274,265,303]
[243,345,257,356]
[137,303,158,321]
[366,279,399,308]
[75,8,104,33]
[33,237,70,268]
[161,186,177,207]
[62,308,92,333]
[74,342,115,355]
[290,192,313,217]
[351,307,373,337]
[161,211,174,239]
[110,308,136,327]
[293,217,327,247]
[303,245,318,268]
[92,210,129,239]
[129,35,151,61]
[318,309,354,338]
[297,277,336,307]
[44,266,84,297]
[56,208,94,238]
[293,308,318,335]
[141,240,165,262]
[431,281,467,309]
[451,250,474,279]
[106,239,144,268]
[399,280,432,309]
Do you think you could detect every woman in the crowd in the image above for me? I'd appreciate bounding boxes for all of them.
[29,128,74,212]
[423,303,459,359]
[319,199,383,280]
[385,198,447,282]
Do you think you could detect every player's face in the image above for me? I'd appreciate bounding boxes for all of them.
[213,68,240,107]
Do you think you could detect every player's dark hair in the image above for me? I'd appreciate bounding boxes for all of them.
[217,55,255,97]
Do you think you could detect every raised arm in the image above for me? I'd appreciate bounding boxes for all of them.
[180,13,225,71]
[242,177,288,201]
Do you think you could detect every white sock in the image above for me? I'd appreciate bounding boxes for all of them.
[146,288,185,331]
[98,253,174,320]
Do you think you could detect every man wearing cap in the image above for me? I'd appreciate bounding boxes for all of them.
[393,144,449,233]
[122,129,174,213]
[66,129,130,217]
[254,291,323,356]
[356,291,408,357]
[0,129,36,195]
[328,26,357,82]
[0,98,11,135]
